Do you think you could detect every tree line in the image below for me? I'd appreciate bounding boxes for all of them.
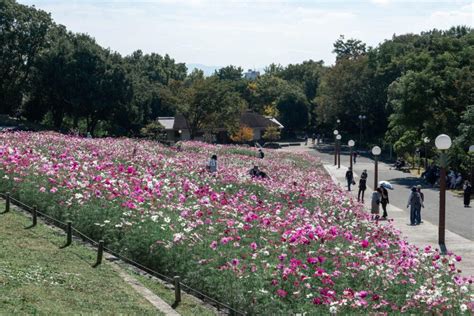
[1,0,473,173]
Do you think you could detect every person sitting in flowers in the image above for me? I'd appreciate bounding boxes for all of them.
[207,154,218,173]
[249,165,267,179]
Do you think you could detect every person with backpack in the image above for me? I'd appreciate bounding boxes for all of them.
[407,186,424,225]
[371,188,382,220]
[258,149,264,159]
[345,167,354,191]
[380,185,389,219]
[464,180,472,207]
[358,170,368,202]
[207,154,218,173]
[416,185,424,224]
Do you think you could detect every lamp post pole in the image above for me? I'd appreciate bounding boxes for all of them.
[333,130,339,166]
[435,134,451,255]
[424,137,430,171]
[336,134,342,169]
[372,146,381,189]
[358,115,366,146]
[469,145,474,184]
[348,140,355,170]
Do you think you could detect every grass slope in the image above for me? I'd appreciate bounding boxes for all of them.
[0,204,161,315]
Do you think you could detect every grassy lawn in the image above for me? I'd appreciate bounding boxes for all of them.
[0,204,161,315]
[124,267,218,316]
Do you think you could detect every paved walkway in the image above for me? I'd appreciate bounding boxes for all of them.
[280,143,474,277]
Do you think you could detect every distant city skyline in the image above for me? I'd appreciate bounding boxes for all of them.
[19,0,473,69]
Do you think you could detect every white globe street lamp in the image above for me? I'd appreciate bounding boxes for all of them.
[333,130,339,135]
[336,134,342,168]
[435,134,452,151]
[372,146,381,189]
[435,134,451,254]
[372,146,381,156]
[348,140,355,169]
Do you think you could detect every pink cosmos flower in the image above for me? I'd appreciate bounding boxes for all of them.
[210,241,218,250]
[276,289,287,297]
[361,239,369,248]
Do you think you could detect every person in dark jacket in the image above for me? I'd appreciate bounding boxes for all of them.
[358,170,368,202]
[407,186,424,225]
[464,180,472,207]
[380,186,389,219]
[258,149,264,159]
[345,167,354,191]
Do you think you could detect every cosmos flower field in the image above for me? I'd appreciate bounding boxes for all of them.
[0,132,472,314]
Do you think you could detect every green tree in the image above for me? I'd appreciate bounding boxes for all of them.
[333,35,367,61]
[276,88,309,134]
[0,0,52,114]
[214,65,243,81]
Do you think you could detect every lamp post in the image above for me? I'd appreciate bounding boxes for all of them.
[416,148,421,175]
[336,134,342,169]
[348,140,355,169]
[333,130,339,166]
[469,145,474,184]
[424,137,430,170]
[358,115,366,145]
[372,146,381,189]
[178,129,182,140]
[435,134,452,255]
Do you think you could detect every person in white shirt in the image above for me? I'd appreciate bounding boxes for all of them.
[207,155,218,173]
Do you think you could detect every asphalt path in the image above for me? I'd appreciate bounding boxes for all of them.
[310,144,473,241]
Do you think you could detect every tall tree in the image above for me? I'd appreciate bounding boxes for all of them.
[0,0,52,114]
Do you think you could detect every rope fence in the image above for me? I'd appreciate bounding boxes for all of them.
[0,191,245,315]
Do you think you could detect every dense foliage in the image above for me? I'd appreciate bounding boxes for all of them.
[0,132,472,314]
[0,0,472,172]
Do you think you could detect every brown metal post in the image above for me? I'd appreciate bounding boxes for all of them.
[5,192,10,213]
[349,148,353,170]
[334,137,337,165]
[374,156,378,190]
[439,166,446,254]
[337,142,341,169]
[32,206,37,227]
[174,276,181,305]
[93,240,104,267]
[66,221,72,246]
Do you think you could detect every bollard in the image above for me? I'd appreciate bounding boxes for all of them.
[174,276,181,305]
[66,221,72,246]
[93,240,104,267]
[32,206,37,227]
[60,221,72,248]
[5,192,10,213]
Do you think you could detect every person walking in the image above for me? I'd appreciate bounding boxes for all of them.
[371,188,382,220]
[380,185,389,219]
[207,154,218,173]
[258,149,265,159]
[464,180,472,207]
[353,151,358,164]
[407,186,424,225]
[416,185,424,224]
[304,134,308,146]
[358,169,368,202]
[345,167,354,191]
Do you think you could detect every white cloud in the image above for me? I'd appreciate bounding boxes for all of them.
[17,0,474,68]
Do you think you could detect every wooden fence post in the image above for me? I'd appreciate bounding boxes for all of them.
[93,240,104,267]
[32,206,37,227]
[5,192,10,213]
[174,276,181,305]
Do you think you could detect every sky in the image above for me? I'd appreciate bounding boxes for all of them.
[19,0,473,70]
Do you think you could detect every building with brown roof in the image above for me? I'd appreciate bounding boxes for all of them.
[157,111,283,142]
